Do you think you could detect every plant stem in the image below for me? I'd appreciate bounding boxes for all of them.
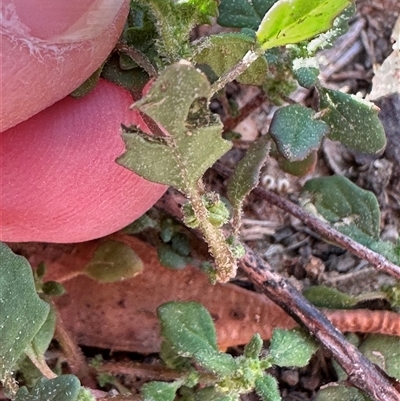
[210,49,262,95]
[187,187,237,282]
[53,305,96,388]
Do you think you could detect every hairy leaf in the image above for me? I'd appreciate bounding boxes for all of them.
[142,381,180,401]
[302,176,381,241]
[193,33,268,85]
[193,348,236,377]
[15,376,81,401]
[319,88,386,154]
[255,374,281,401]
[244,334,263,359]
[84,240,143,283]
[158,302,218,357]
[118,61,231,194]
[0,243,50,379]
[218,0,278,30]
[269,105,329,161]
[256,0,352,50]
[227,135,269,209]
[269,329,318,367]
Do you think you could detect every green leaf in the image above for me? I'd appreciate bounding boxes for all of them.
[178,0,219,25]
[195,387,235,401]
[70,65,103,98]
[359,335,400,380]
[41,281,65,296]
[308,4,356,52]
[0,243,50,379]
[83,240,143,283]
[193,33,268,85]
[319,88,386,154]
[158,302,218,357]
[302,176,381,241]
[142,381,180,401]
[315,385,369,401]
[303,286,359,309]
[269,105,330,161]
[269,329,318,367]
[193,349,236,377]
[25,307,56,362]
[15,375,81,401]
[227,135,269,209]
[118,61,232,194]
[256,0,352,50]
[292,58,320,88]
[254,374,281,401]
[218,0,278,30]
[160,340,192,370]
[171,233,191,257]
[123,214,158,235]
[157,243,189,270]
[244,334,263,359]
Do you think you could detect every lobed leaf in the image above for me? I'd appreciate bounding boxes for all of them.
[302,176,381,241]
[84,240,143,283]
[193,33,268,85]
[157,302,218,357]
[319,88,386,154]
[218,0,278,30]
[256,0,352,50]
[15,375,81,401]
[269,105,329,161]
[0,243,50,379]
[269,329,318,367]
[118,61,231,194]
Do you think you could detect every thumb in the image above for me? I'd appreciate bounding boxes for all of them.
[1,0,129,131]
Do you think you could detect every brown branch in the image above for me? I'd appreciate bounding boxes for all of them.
[239,248,400,401]
[156,188,400,401]
[214,162,400,280]
[222,92,268,133]
[252,186,400,280]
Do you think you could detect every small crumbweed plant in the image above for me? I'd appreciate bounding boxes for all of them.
[1,1,399,400]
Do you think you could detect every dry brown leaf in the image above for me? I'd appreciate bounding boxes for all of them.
[10,235,400,354]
